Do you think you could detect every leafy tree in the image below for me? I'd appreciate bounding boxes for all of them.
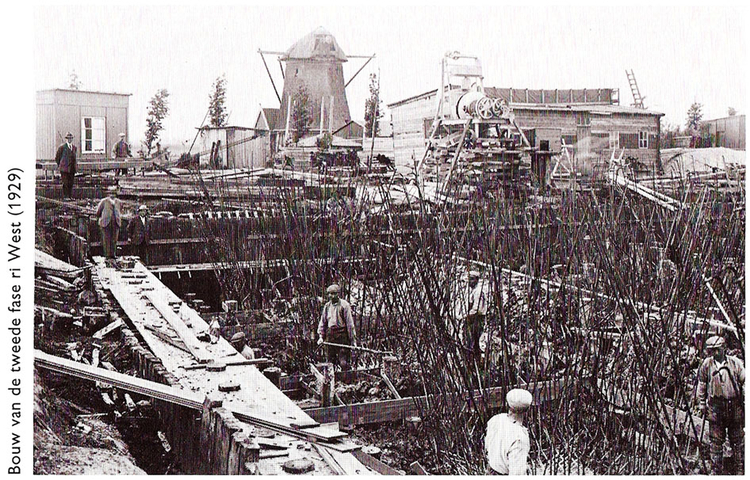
[727,107,737,117]
[291,83,312,143]
[364,73,382,137]
[208,74,228,127]
[685,102,703,132]
[69,70,82,90]
[143,89,170,158]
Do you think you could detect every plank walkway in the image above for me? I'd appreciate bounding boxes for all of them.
[92,257,369,474]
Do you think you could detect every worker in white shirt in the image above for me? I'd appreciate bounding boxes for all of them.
[486,388,532,475]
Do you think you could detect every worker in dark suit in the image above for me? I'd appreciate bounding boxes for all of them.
[95,186,122,262]
[127,205,151,264]
[55,132,77,198]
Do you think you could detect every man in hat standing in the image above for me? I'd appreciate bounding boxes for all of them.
[696,335,744,474]
[128,205,151,264]
[112,132,132,175]
[95,186,122,262]
[317,284,357,369]
[464,270,488,365]
[55,132,77,198]
[486,388,533,475]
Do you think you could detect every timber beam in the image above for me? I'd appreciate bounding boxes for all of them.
[304,377,572,426]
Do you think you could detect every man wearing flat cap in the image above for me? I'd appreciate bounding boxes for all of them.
[128,205,151,264]
[317,284,357,369]
[55,132,77,198]
[95,186,122,261]
[696,335,744,474]
[230,331,255,360]
[112,132,132,175]
[486,388,532,475]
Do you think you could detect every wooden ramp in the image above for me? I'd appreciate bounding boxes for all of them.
[89,257,369,473]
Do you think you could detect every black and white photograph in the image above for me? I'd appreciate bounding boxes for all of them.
[2,2,746,475]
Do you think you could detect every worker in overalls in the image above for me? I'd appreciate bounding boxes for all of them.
[696,335,744,474]
[317,284,357,369]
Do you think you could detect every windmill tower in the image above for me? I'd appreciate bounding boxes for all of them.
[278,27,352,139]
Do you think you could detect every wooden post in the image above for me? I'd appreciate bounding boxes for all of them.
[200,394,223,474]
[263,367,281,388]
[318,363,335,407]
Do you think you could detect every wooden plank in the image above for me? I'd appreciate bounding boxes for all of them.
[305,378,570,426]
[144,289,212,363]
[38,159,154,172]
[352,449,404,475]
[381,372,401,399]
[34,350,347,444]
[313,444,347,475]
[92,319,124,339]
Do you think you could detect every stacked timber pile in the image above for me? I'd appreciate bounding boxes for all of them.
[35,249,94,335]
[34,250,175,474]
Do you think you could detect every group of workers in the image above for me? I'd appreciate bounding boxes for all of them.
[58,130,744,474]
[54,132,132,199]
[94,186,150,264]
[312,277,744,475]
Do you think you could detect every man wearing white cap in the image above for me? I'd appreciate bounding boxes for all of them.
[317,284,357,369]
[696,335,744,474]
[95,186,122,261]
[486,388,532,475]
[112,132,132,175]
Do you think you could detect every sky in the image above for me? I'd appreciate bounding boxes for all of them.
[31,4,748,152]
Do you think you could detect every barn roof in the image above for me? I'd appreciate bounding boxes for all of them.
[282,27,347,62]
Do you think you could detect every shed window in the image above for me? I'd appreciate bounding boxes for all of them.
[81,117,105,153]
[639,131,649,149]
[609,132,619,149]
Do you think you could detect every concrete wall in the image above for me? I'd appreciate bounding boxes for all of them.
[37,89,130,160]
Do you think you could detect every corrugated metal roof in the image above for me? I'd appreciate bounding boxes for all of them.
[282,27,347,62]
